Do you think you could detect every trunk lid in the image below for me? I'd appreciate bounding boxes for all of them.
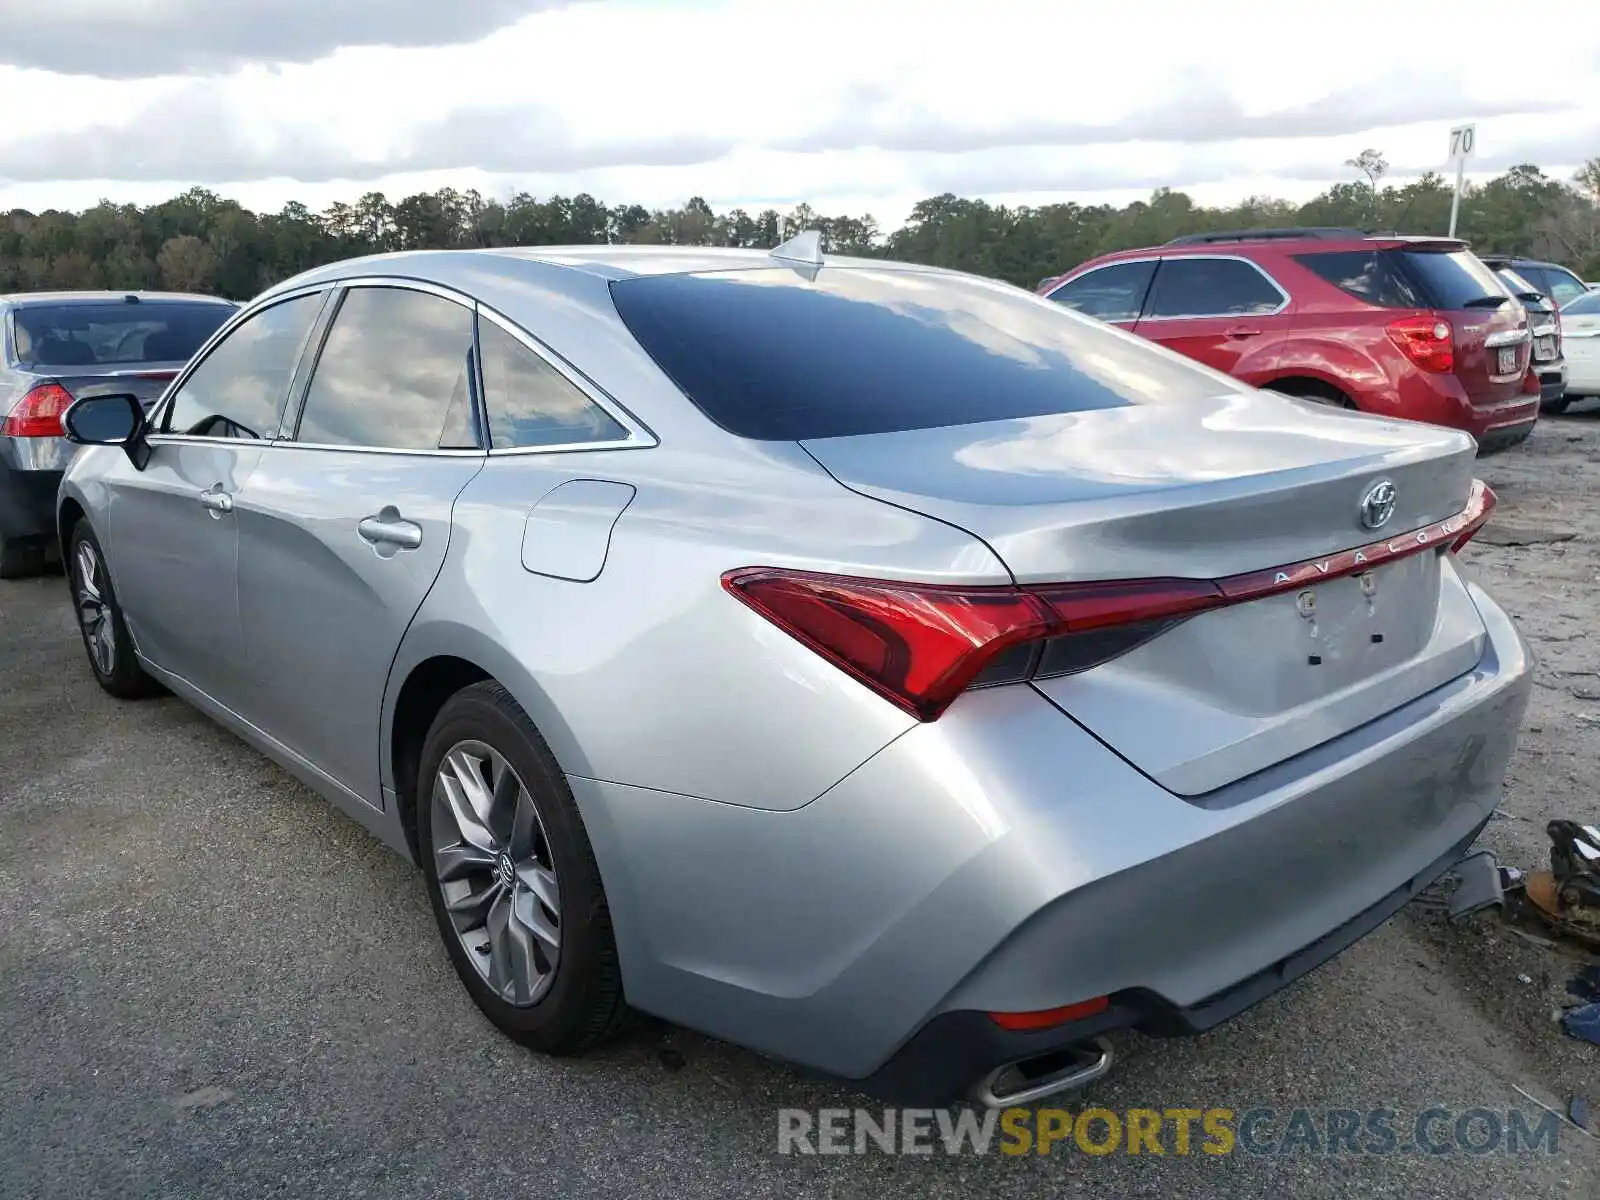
[1388,245,1531,406]
[802,393,1488,795]
[52,366,183,410]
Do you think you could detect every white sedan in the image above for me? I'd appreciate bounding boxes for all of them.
[1561,289,1600,399]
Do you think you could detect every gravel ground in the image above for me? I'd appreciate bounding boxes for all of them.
[2,414,1599,1199]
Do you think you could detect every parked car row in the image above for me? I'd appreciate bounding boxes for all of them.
[1037,227,1593,445]
[0,291,239,576]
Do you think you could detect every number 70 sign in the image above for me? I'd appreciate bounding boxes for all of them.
[1449,124,1477,163]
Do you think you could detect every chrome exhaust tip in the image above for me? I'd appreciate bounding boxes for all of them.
[971,1036,1114,1108]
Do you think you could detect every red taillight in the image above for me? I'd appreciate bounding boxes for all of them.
[0,381,75,438]
[725,482,1496,721]
[988,996,1110,1031]
[1386,315,1455,374]
[721,569,1057,721]
[1448,480,1496,553]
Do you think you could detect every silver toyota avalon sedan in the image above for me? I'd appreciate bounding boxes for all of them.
[54,237,1531,1107]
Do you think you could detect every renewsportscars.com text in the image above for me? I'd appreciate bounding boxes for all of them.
[777,1106,1566,1157]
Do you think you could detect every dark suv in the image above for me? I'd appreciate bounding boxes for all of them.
[1487,264,1568,412]
[1039,228,1541,453]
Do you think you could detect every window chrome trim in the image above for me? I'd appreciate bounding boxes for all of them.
[474,301,658,456]
[275,276,488,456]
[145,282,335,446]
[1046,254,1292,322]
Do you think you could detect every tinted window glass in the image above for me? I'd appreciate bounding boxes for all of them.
[1143,258,1283,318]
[1046,261,1155,321]
[609,267,1243,441]
[296,287,478,451]
[478,318,626,448]
[1395,250,1509,310]
[161,294,320,439]
[1292,251,1423,308]
[15,301,234,369]
[1496,268,1540,298]
[1562,290,1600,315]
[1521,265,1588,307]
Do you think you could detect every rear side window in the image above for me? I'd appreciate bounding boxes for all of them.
[478,318,626,449]
[1394,250,1509,310]
[1292,251,1424,308]
[14,301,234,369]
[295,286,478,451]
[1142,258,1284,318]
[1046,261,1155,321]
[161,294,320,440]
[609,267,1243,441]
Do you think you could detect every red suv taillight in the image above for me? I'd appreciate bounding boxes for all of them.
[1386,316,1455,374]
[725,483,1497,721]
[1,381,75,438]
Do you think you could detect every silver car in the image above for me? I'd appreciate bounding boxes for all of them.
[55,240,1532,1107]
[0,291,236,577]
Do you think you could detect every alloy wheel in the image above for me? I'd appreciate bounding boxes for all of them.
[431,740,562,1006]
[74,541,116,677]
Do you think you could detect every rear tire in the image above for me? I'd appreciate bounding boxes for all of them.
[1542,395,1570,415]
[418,681,629,1055]
[67,521,161,699]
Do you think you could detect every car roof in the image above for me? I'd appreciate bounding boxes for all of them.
[0,290,237,308]
[1077,230,1466,266]
[263,244,945,288]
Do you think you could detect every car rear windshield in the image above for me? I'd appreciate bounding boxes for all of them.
[12,301,234,369]
[1393,250,1510,311]
[608,267,1235,441]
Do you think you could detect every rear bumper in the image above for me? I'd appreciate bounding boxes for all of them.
[1386,372,1540,443]
[573,579,1532,1099]
[0,458,62,543]
[860,816,1492,1103]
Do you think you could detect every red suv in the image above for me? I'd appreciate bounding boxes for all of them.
[1038,228,1541,452]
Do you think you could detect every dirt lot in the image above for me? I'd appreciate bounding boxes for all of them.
[1,412,1598,1199]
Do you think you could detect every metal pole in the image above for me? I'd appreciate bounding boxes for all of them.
[1448,156,1465,237]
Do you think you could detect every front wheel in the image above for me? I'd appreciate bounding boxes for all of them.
[418,681,628,1054]
[67,521,161,699]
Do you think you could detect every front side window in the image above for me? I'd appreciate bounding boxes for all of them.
[478,318,626,449]
[1519,265,1588,308]
[294,287,478,451]
[1143,258,1284,318]
[1046,261,1157,322]
[161,293,322,440]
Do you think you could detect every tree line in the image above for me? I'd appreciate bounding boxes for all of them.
[4,153,1598,300]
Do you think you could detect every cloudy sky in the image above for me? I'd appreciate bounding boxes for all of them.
[0,0,1596,228]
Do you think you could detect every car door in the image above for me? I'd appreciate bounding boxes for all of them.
[106,290,327,703]
[1043,259,1157,329]
[1131,256,1292,379]
[232,281,487,808]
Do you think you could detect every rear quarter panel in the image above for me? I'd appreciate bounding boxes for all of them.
[384,439,1012,813]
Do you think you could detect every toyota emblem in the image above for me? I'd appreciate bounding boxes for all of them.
[1359,480,1397,530]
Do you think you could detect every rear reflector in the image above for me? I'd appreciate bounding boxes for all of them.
[988,996,1110,1031]
[724,480,1497,721]
[1386,315,1455,373]
[1,381,75,438]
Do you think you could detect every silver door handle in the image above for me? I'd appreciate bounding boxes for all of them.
[198,487,233,514]
[358,515,423,550]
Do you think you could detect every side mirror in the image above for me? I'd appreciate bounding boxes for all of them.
[61,393,151,470]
